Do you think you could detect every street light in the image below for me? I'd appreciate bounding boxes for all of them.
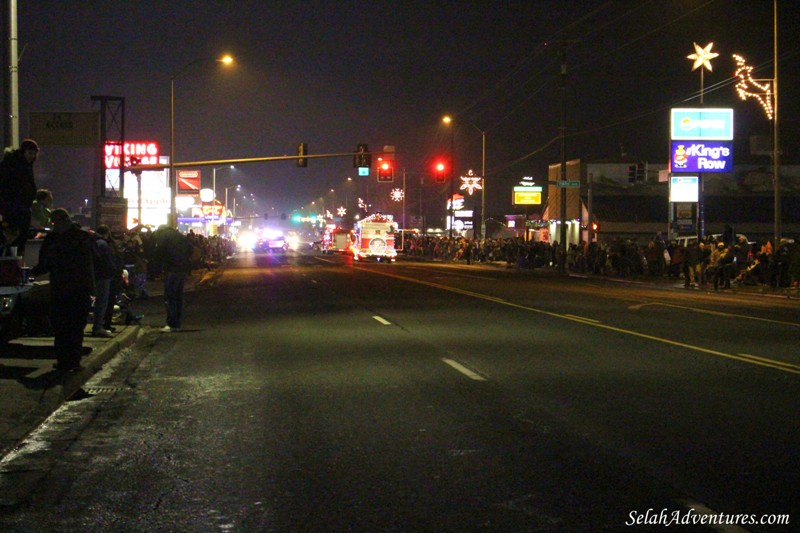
[170,54,234,227]
[442,115,455,238]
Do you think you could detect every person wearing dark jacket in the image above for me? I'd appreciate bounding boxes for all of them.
[31,208,94,372]
[0,139,39,255]
[154,225,192,332]
[90,225,117,338]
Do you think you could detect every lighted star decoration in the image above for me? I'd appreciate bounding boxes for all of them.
[390,188,404,202]
[337,206,347,217]
[459,174,483,196]
[687,42,719,72]
[733,54,774,120]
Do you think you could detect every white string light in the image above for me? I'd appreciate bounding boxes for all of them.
[732,54,774,120]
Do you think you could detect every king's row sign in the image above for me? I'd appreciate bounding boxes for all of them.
[671,141,733,173]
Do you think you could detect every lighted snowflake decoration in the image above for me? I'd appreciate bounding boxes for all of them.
[459,172,483,196]
[687,42,719,72]
[337,206,347,217]
[390,188,404,202]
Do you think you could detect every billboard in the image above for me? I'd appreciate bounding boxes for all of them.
[29,111,100,146]
[671,141,733,173]
[670,108,733,140]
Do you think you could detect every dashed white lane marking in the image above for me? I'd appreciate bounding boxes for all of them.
[372,315,392,325]
[442,358,487,381]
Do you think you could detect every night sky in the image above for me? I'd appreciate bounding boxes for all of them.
[4,0,798,222]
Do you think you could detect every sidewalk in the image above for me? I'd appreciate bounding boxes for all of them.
[0,269,215,461]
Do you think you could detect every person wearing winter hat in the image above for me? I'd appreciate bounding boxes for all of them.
[0,138,40,255]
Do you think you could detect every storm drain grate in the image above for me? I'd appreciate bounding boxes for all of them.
[82,386,129,395]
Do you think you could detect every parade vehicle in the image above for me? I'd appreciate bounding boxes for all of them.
[352,213,397,262]
[322,225,354,255]
[255,229,289,253]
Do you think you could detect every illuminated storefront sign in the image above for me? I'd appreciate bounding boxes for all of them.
[670,175,699,203]
[671,141,733,172]
[513,186,543,205]
[177,169,201,193]
[670,108,733,140]
[104,141,161,168]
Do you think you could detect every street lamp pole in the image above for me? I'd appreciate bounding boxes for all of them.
[443,115,455,238]
[170,76,176,227]
[471,125,485,240]
[224,184,240,226]
[212,165,234,223]
[169,54,233,228]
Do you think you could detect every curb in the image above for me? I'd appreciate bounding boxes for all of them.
[0,326,141,461]
[56,325,141,402]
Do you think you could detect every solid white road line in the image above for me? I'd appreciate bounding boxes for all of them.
[442,358,487,381]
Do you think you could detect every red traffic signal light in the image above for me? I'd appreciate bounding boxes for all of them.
[377,161,394,182]
[433,161,447,183]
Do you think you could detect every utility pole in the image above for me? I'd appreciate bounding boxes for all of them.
[559,42,568,273]
[3,0,20,148]
[773,0,781,245]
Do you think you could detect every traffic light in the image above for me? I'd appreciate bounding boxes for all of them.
[296,143,308,167]
[627,164,637,183]
[434,161,447,183]
[377,161,394,182]
[354,143,371,169]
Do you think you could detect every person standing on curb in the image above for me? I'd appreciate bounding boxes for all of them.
[31,208,94,372]
[0,139,39,256]
[154,225,192,332]
[90,225,116,338]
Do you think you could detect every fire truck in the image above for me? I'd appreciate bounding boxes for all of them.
[352,213,397,262]
[322,225,354,254]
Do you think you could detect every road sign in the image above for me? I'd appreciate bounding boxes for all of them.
[29,111,100,146]
[557,180,580,188]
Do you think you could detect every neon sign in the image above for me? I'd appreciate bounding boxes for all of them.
[104,141,161,169]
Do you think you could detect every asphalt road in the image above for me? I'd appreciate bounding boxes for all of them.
[0,250,797,532]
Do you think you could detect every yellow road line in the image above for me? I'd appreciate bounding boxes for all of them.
[358,267,800,376]
[630,301,798,328]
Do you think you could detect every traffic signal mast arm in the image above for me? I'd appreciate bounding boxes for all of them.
[126,150,378,172]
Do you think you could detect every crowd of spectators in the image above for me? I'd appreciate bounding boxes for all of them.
[401,233,800,290]
[117,227,236,291]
